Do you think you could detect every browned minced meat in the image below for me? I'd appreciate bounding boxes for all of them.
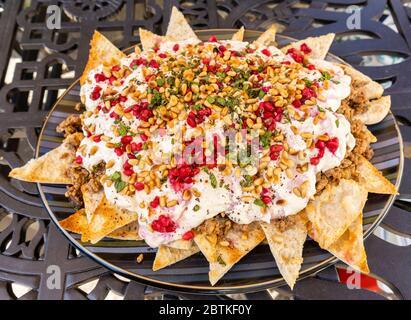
[315,96,374,194]
[65,161,105,206]
[56,115,82,137]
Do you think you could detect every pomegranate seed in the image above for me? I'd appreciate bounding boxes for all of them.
[75,155,83,164]
[131,142,142,152]
[149,59,159,69]
[150,196,160,208]
[307,64,316,70]
[173,43,179,51]
[218,45,226,52]
[310,157,320,165]
[261,48,271,56]
[187,116,197,128]
[208,35,217,42]
[300,43,312,54]
[182,230,194,240]
[202,57,210,65]
[123,168,134,176]
[270,144,284,153]
[326,137,339,153]
[93,135,101,142]
[262,86,270,93]
[262,196,272,204]
[111,65,121,72]
[292,99,302,108]
[121,135,133,145]
[315,140,326,149]
[140,133,148,142]
[114,147,124,156]
[151,215,176,233]
[94,73,106,82]
[158,53,167,58]
[91,86,102,100]
[134,182,144,191]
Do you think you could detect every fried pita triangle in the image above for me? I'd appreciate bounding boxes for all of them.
[260,213,308,289]
[166,238,194,250]
[194,220,265,286]
[354,96,391,125]
[81,194,138,244]
[357,156,397,195]
[80,31,126,85]
[231,27,245,41]
[60,209,141,241]
[339,64,383,102]
[306,179,368,249]
[153,244,200,271]
[139,28,164,51]
[253,24,277,46]
[9,132,83,184]
[281,33,335,60]
[327,213,369,274]
[166,6,198,41]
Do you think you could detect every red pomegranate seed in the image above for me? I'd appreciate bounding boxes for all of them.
[292,99,302,108]
[218,45,226,52]
[326,137,339,153]
[182,230,194,240]
[315,140,326,149]
[149,59,159,69]
[187,116,197,128]
[300,43,312,54]
[94,73,106,82]
[93,135,101,142]
[173,43,179,51]
[123,168,134,176]
[131,142,142,152]
[261,48,271,56]
[151,215,176,233]
[208,35,217,42]
[111,65,121,72]
[121,135,133,145]
[75,155,83,164]
[150,196,160,208]
[270,144,284,153]
[114,147,124,156]
[91,86,102,100]
[307,64,316,70]
[262,196,272,204]
[140,133,148,142]
[134,182,144,191]
[310,157,320,165]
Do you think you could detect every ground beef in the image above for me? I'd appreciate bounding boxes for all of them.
[65,166,89,206]
[56,115,82,137]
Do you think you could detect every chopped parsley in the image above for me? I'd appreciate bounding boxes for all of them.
[217,255,226,266]
[109,171,127,192]
[209,172,217,188]
[254,198,267,208]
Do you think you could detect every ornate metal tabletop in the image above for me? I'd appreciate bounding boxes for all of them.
[0,0,410,300]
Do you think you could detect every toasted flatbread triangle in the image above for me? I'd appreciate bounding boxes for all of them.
[194,221,265,286]
[260,213,307,289]
[281,33,335,60]
[80,31,126,85]
[60,209,88,234]
[166,239,194,250]
[166,6,198,41]
[153,244,200,271]
[231,27,245,41]
[60,209,141,240]
[81,194,138,244]
[139,28,164,51]
[327,213,369,274]
[9,132,83,184]
[306,179,368,249]
[253,24,277,46]
[339,64,383,102]
[354,96,391,125]
[81,183,104,223]
[357,156,397,194]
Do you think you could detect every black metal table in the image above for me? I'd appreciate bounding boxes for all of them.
[0,0,410,300]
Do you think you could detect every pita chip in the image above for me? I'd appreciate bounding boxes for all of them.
[81,182,104,223]
[166,239,194,250]
[357,156,397,195]
[327,213,369,274]
[231,27,245,41]
[139,28,164,51]
[253,24,277,46]
[153,244,200,271]
[340,64,383,102]
[9,132,83,184]
[166,6,198,41]
[194,220,265,285]
[82,194,138,244]
[281,33,335,60]
[354,96,391,125]
[306,179,368,249]
[80,31,126,85]
[260,213,308,289]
